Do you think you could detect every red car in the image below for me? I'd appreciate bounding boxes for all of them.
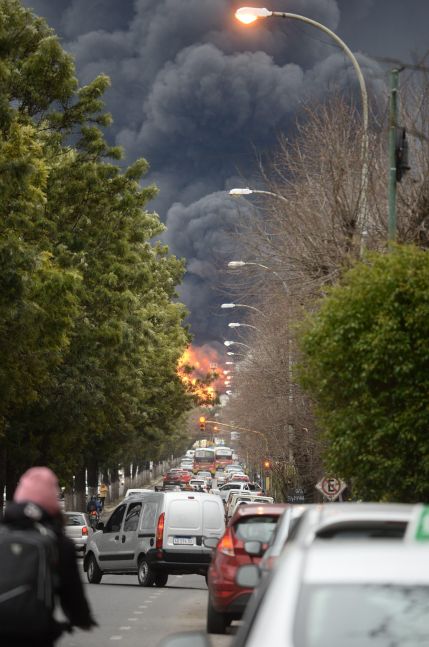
[206,503,287,634]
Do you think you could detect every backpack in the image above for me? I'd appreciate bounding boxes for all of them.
[0,521,58,638]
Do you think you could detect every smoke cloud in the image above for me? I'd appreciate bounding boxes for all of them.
[21,0,429,346]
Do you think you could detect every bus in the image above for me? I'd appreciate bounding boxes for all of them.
[215,446,234,470]
[193,448,216,475]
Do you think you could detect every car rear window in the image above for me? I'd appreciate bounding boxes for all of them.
[65,514,85,526]
[315,521,407,540]
[234,515,279,543]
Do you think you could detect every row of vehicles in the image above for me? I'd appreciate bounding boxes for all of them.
[161,501,429,646]
[193,446,234,475]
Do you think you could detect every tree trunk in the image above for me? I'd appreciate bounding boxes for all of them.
[5,458,20,503]
[0,439,6,512]
[124,463,131,479]
[87,454,99,496]
[110,466,119,501]
[74,465,86,512]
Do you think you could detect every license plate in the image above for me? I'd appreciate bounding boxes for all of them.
[173,537,194,545]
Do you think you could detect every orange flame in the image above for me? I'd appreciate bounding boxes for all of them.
[177,345,226,404]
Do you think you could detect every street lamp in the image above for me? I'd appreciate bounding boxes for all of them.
[228,322,259,331]
[235,7,369,253]
[224,340,251,349]
[221,302,266,317]
[228,260,288,294]
[229,187,288,205]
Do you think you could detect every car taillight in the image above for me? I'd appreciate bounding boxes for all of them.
[217,528,235,556]
[82,526,88,536]
[156,512,165,549]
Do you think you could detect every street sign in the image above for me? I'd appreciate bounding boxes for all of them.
[315,476,346,502]
[286,487,305,504]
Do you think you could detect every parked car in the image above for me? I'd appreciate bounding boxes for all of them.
[205,503,287,634]
[84,491,225,587]
[64,511,93,554]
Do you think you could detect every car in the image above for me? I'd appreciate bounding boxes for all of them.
[234,537,429,647]
[196,470,212,483]
[216,481,251,503]
[189,478,208,492]
[124,488,153,499]
[64,511,93,554]
[205,503,287,634]
[214,470,226,485]
[226,494,274,521]
[84,491,225,587]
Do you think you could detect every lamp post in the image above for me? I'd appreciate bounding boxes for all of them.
[228,260,288,294]
[229,187,288,205]
[235,7,369,254]
[228,322,259,331]
[221,302,267,317]
[224,340,251,350]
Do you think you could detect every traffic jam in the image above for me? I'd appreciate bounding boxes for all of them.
[79,437,429,647]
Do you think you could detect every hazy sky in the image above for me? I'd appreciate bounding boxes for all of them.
[21,0,429,348]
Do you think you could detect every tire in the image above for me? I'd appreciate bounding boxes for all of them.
[207,597,228,634]
[205,572,209,586]
[87,554,103,584]
[137,557,155,587]
[154,572,169,587]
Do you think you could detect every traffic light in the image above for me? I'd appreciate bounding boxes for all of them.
[199,416,206,432]
[263,459,272,470]
[395,127,410,182]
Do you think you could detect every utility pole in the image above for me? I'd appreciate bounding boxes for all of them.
[388,68,400,242]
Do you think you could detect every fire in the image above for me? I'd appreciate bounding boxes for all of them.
[177,345,226,404]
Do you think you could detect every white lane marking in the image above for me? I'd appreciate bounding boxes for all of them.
[134,610,143,614]
[110,637,122,641]
[127,617,138,621]
[139,604,148,608]
[119,627,131,630]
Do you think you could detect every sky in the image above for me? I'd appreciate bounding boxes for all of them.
[21,0,429,352]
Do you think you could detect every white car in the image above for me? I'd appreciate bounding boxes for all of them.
[217,481,250,502]
[124,488,153,499]
[161,536,429,647]
[189,478,207,491]
[226,493,274,520]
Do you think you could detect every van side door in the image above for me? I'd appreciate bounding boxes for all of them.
[118,500,143,569]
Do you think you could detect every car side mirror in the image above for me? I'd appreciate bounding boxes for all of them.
[236,564,261,589]
[244,540,264,557]
[159,631,211,647]
[96,521,105,531]
[203,536,219,550]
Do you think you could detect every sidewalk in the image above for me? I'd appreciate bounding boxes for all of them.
[100,472,163,520]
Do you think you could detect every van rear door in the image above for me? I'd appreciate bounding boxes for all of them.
[165,495,203,551]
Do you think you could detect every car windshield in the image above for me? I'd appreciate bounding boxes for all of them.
[65,514,85,526]
[295,584,429,647]
[234,515,278,543]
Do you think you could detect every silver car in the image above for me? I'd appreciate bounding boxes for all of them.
[64,511,92,554]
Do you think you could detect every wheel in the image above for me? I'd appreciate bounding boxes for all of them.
[154,572,169,587]
[137,557,155,587]
[86,554,103,584]
[207,596,228,634]
[205,572,209,586]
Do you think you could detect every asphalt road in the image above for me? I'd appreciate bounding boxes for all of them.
[57,567,234,647]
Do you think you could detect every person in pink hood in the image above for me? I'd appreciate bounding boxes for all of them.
[0,467,97,646]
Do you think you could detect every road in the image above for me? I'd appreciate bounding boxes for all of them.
[58,567,234,647]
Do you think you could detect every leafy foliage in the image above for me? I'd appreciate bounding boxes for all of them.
[0,0,192,492]
[299,245,429,501]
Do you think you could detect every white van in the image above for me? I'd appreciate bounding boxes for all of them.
[84,491,225,587]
